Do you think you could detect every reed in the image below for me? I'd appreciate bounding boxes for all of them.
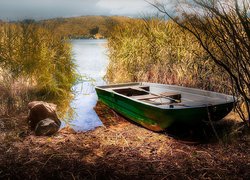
[0,21,78,117]
[106,18,230,94]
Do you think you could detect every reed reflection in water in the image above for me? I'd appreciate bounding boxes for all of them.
[67,39,108,132]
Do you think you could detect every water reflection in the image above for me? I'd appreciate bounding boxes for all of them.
[67,39,108,132]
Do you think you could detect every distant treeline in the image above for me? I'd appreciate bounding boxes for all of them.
[38,16,131,39]
[1,16,131,39]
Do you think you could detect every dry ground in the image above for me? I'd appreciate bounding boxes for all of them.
[0,102,249,179]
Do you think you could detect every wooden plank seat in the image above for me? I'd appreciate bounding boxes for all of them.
[131,92,181,101]
[160,92,181,101]
[131,94,159,100]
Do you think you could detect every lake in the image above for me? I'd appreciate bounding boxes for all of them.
[68,39,109,132]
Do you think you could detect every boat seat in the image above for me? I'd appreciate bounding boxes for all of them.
[131,94,159,100]
[131,92,181,101]
[160,92,181,101]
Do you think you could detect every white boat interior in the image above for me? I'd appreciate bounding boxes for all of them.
[96,82,235,109]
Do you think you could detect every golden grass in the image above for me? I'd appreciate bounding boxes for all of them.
[106,18,231,94]
[0,22,78,117]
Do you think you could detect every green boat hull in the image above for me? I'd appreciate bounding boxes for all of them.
[95,83,235,131]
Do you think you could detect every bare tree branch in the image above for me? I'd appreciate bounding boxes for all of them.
[152,0,250,125]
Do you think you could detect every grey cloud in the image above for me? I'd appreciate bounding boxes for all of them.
[0,0,156,21]
[96,0,154,16]
[0,0,108,20]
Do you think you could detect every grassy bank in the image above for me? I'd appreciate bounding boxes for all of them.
[39,16,131,39]
[0,21,78,117]
[106,18,230,93]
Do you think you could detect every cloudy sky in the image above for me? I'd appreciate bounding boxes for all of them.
[0,0,159,20]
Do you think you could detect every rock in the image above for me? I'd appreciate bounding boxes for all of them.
[27,101,61,133]
[28,101,57,110]
[35,118,60,136]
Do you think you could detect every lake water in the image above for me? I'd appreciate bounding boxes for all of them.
[68,39,109,132]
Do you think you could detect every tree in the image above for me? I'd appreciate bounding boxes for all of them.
[89,26,99,36]
[152,0,250,125]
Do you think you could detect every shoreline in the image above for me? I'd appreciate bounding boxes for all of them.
[0,102,249,179]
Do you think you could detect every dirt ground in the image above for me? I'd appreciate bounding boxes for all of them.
[0,102,249,179]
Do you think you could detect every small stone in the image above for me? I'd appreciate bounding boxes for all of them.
[35,118,60,136]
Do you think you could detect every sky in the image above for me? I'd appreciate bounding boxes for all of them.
[0,0,159,21]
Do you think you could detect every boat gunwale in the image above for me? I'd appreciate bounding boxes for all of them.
[95,82,236,110]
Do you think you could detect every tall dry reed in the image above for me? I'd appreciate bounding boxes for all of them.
[0,21,78,116]
[106,18,230,93]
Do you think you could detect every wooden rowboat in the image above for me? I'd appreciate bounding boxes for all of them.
[95,82,235,131]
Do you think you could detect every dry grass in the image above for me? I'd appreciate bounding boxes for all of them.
[0,102,249,179]
[0,22,78,118]
[106,19,230,94]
